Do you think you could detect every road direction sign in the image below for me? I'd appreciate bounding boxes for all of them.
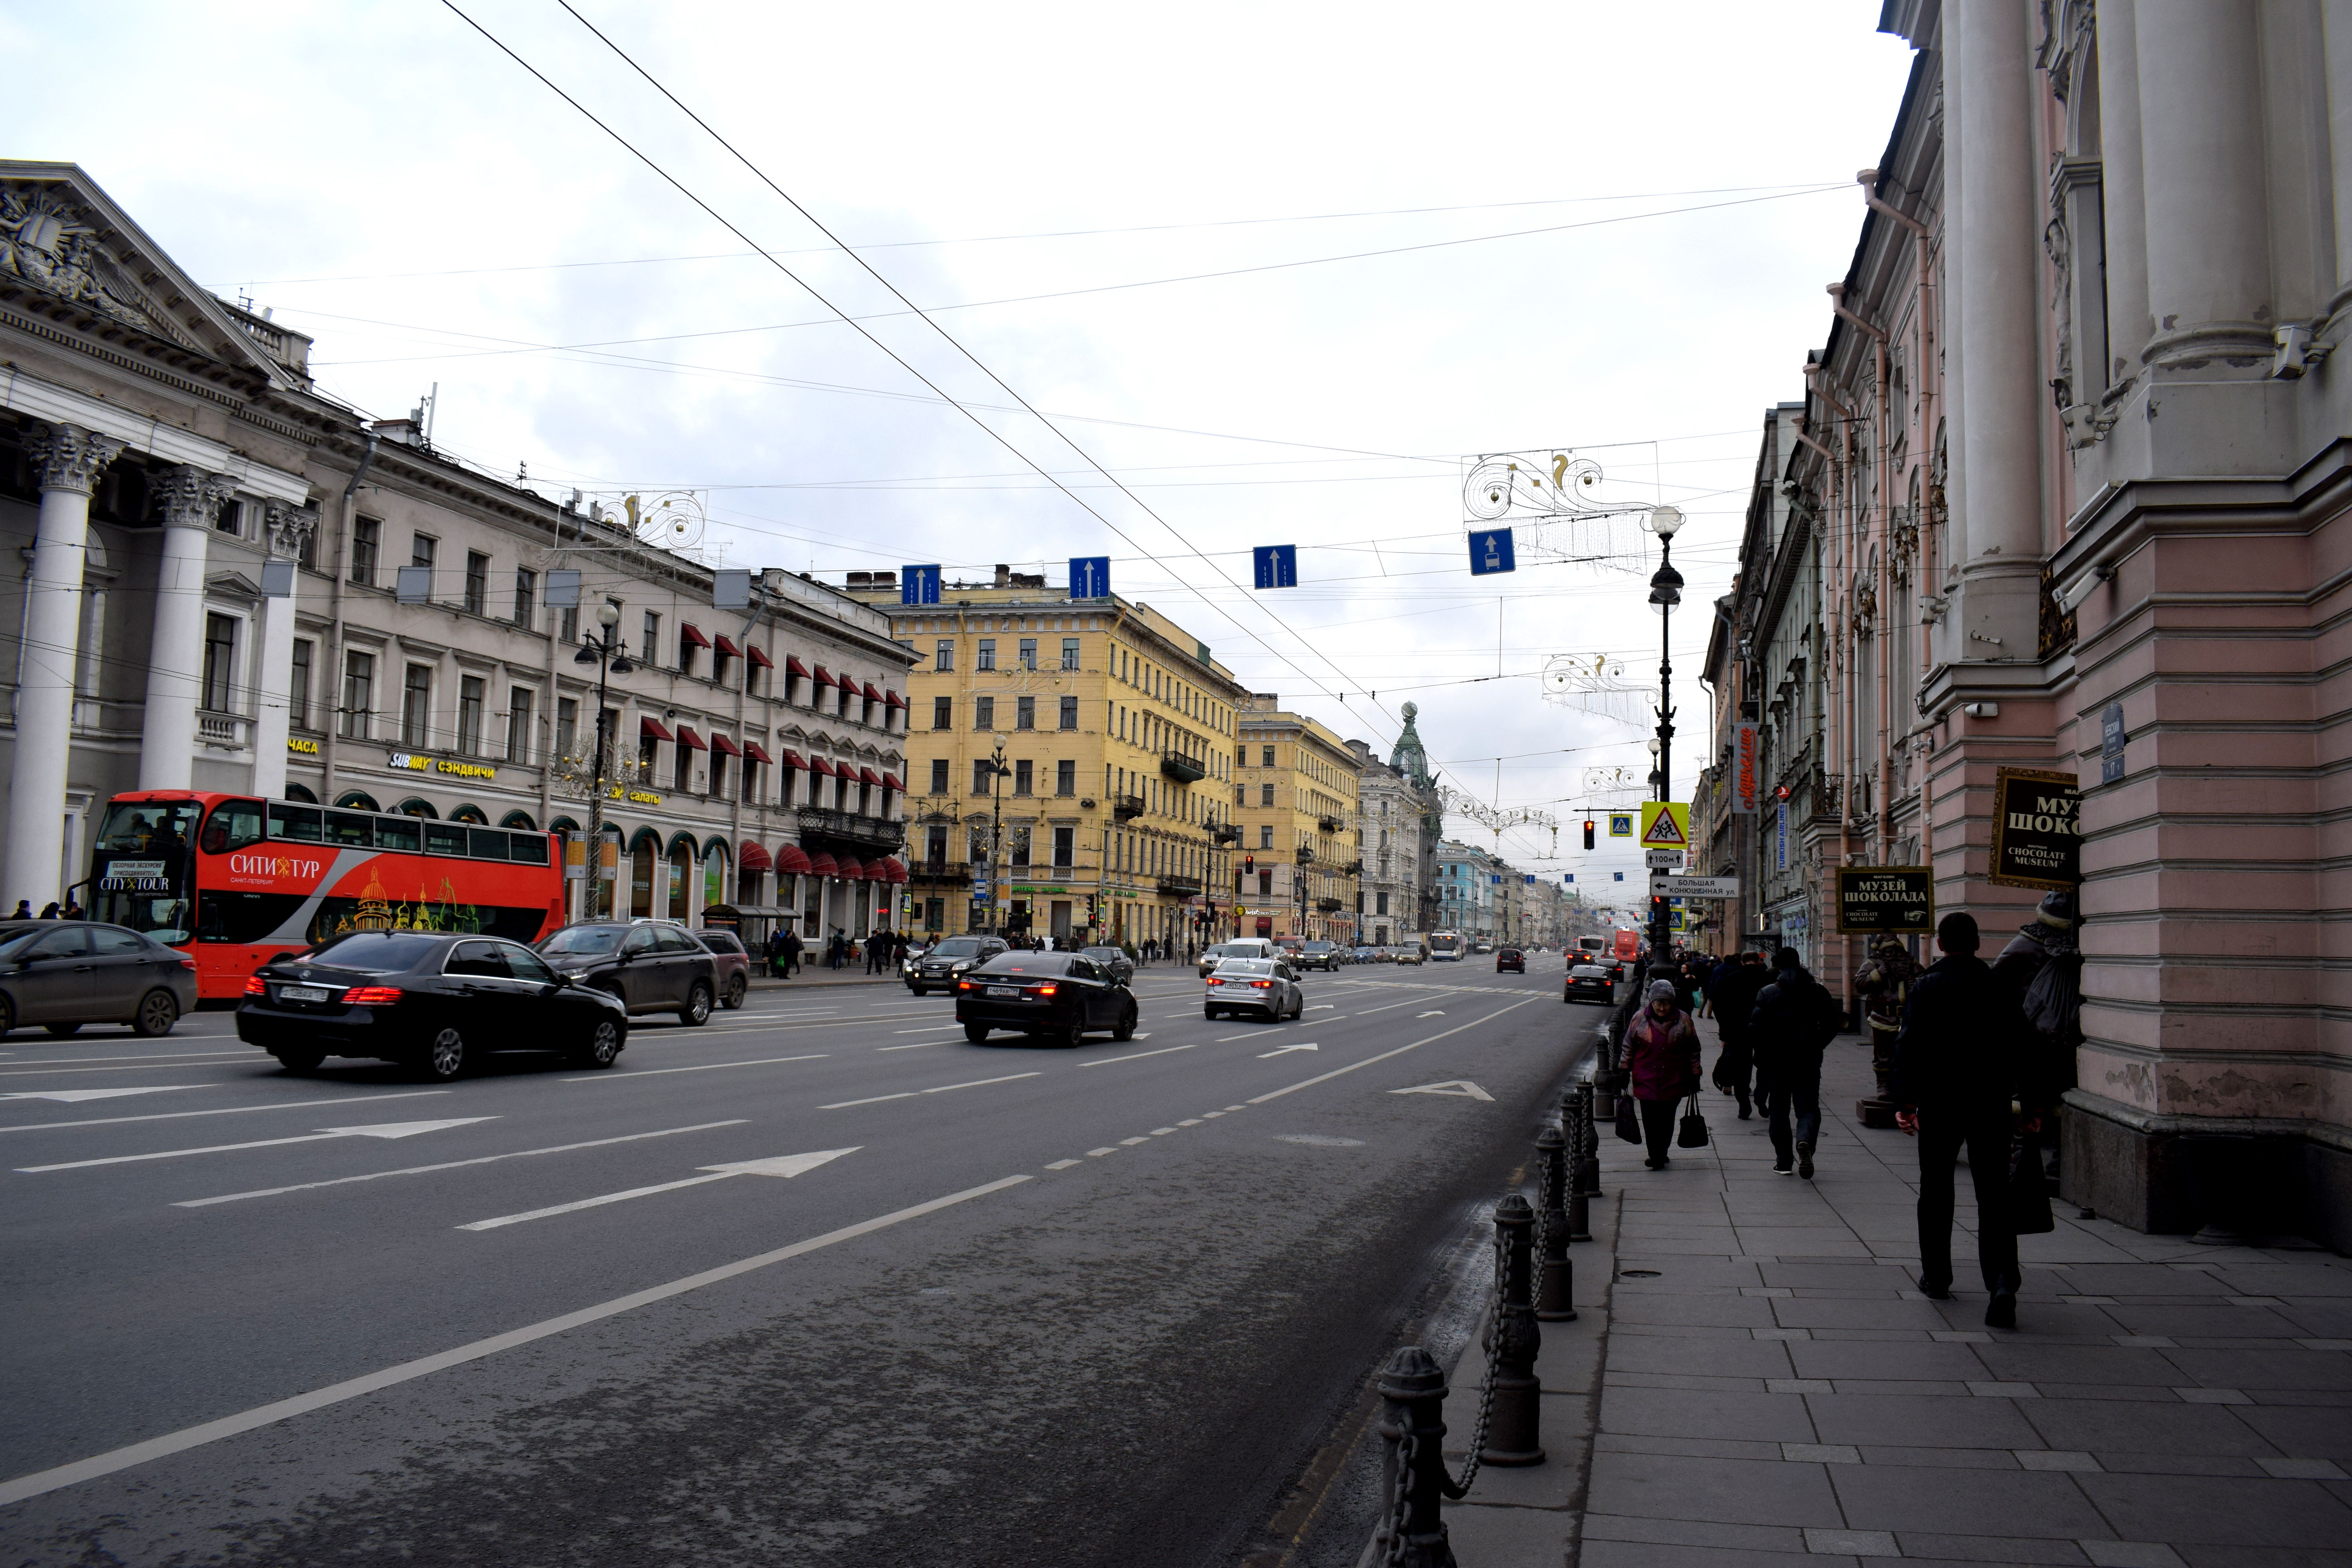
[1467,528,1517,576]
[1068,556,1111,599]
[1608,812,1635,838]
[1644,849,1685,869]
[1653,874,1739,899]
[1639,801,1690,848]
[1252,544,1299,588]
[901,564,942,605]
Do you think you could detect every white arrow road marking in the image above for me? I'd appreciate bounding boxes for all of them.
[1244,999,1540,1108]
[0,1086,211,1104]
[1390,1080,1495,1102]
[1076,1043,1198,1068]
[457,1147,860,1231]
[0,1091,449,1136]
[1306,1005,1335,1011]
[174,1120,751,1208]
[1258,1044,1320,1058]
[14,1118,498,1173]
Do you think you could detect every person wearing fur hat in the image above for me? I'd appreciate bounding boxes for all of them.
[1617,979,1702,1170]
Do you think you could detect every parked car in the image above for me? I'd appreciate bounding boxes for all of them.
[1198,938,1277,978]
[1495,946,1526,974]
[0,920,196,1038]
[693,927,751,1009]
[1295,940,1343,973]
[1080,944,1135,986]
[956,951,1138,1046]
[537,920,717,1024]
[908,934,1009,995]
[238,930,628,1080]
[1203,956,1305,1021]
[1563,962,1616,1005]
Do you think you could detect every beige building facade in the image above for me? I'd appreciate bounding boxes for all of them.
[1235,698,1361,942]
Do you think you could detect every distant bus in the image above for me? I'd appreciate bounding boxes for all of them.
[1613,928,1642,965]
[80,791,565,1001]
[1427,930,1464,961]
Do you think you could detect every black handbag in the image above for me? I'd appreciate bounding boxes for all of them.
[1677,1095,1711,1149]
[2007,1134,2056,1234]
[1615,1096,1642,1145]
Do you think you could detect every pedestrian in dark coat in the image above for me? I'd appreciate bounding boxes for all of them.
[1617,979,1703,1169]
[1748,947,1842,1178]
[782,927,803,977]
[1893,911,2032,1328]
[1708,950,1773,1119]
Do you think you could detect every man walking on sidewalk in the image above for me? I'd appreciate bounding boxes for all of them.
[1893,911,2031,1329]
[1748,946,1842,1178]
[1708,949,1772,1119]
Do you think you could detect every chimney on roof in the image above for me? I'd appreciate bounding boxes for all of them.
[994,563,1011,588]
[846,571,875,588]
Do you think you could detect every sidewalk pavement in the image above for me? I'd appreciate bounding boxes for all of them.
[1428,1022,2352,1567]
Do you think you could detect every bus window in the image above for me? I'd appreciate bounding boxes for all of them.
[509,834,550,866]
[424,822,470,858]
[269,804,324,843]
[199,799,264,854]
[468,829,511,862]
[324,811,375,848]
[97,799,199,856]
[374,815,421,853]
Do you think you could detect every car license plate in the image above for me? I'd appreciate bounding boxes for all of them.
[279,985,329,1004]
[987,985,1018,998]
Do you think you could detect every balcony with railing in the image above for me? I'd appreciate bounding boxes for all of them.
[1158,875,1203,899]
[1210,821,1241,845]
[1316,896,1345,913]
[909,858,973,884]
[1160,751,1205,783]
[197,710,253,750]
[1111,793,1146,821]
[794,806,906,853]
[1318,813,1345,834]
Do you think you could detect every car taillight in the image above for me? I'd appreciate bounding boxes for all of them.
[1205,976,1224,985]
[1250,980,1272,989]
[1032,984,1058,998]
[343,985,403,1007]
[243,975,266,996]
[957,979,974,990]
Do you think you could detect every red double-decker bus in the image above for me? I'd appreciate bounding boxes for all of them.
[79,792,566,1001]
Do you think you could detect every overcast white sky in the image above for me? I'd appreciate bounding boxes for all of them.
[2,1,1916,916]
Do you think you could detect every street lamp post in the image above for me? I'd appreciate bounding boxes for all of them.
[982,738,1011,936]
[1646,505,1685,962]
[573,602,635,919]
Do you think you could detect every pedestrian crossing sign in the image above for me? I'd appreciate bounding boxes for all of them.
[1607,813,1635,839]
[1639,801,1691,849]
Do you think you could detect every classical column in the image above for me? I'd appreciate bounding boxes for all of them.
[2136,0,2274,368]
[249,502,318,802]
[6,423,123,908]
[2097,0,2153,380]
[1948,0,2046,650]
[137,466,232,792]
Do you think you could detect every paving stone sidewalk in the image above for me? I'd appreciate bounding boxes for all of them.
[1435,1022,2352,1568]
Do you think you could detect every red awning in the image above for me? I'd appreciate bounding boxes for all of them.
[866,860,893,882]
[747,645,774,670]
[857,767,883,787]
[675,725,708,751]
[738,841,772,873]
[881,773,904,792]
[878,857,908,884]
[777,749,807,769]
[809,757,837,777]
[833,855,864,880]
[862,682,885,703]
[679,623,711,649]
[805,852,840,878]
[837,670,860,691]
[784,655,809,678]
[639,716,675,742]
[742,741,773,765]
[710,733,742,757]
[812,665,833,686]
[714,634,743,658]
[884,691,907,710]
[774,843,812,875]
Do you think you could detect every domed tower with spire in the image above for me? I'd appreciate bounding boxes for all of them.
[1380,703,1444,932]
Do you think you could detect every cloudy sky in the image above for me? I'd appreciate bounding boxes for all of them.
[3,1,1915,915]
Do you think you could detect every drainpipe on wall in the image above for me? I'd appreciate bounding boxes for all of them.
[319,432,380,806]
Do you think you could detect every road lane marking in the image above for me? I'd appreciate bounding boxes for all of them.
[0,1092,451,1135]
[1215,1032,1266,1042]
[877,1040,956,1051]
[0,1061,264,1078]
[819,1071,1042,1110]
[1077,1043,1198,1068]
[563,1054,827,1083]
[820,1092,916,1109]
[0,1172,1030,1507]
[1044,1159,1080,1170]
[1150,1127,1177,1136]
[458,1147,860,1231]
[1353,1000,1423,1014]
[16,1118,499,1172]
[924,1072,1039,1095]
[1223,1105,1246,1111]
[1177,1119,1202,1126]
[0,1086,212,1104]
[1259,1044,1319,1058]
[1391,1080,1495,1101]
[1245,999,1539,1107]
[892,1026,948,1034]
[1085,1147,1118,1156]
[174,1121,751,1207]
[0,1051,250,1067]
[1307,1005,1335,1011]
[1201,1111,1225,1118]
[1119,1136,1150,1146]
[1417,1011,1446,1018]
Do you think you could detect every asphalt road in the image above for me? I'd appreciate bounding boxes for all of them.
[0,954,1602,1567]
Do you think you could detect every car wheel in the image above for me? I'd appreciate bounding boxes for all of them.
[679,980,714,1026]
[722,975,747,1010]
[132,989,180,1038]
[1062,1020,1087,1049]
[965,1022,990,1043]
[1112,1005,1137,1042]
[0,996,12,1036]
[44,1022,81,1037]
[570,1018,623,1069]
[272,1048,325,1074]
[418,1026,466,1082]
[908,984,926,997]
[1203,1007,1219,1020]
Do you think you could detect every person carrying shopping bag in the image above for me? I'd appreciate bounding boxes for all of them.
[1618,980,1703,1170]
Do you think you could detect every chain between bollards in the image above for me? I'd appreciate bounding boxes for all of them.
[1533,1123,1577,1321]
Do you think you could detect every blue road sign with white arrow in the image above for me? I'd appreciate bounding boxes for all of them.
[1069,556,1111,599]
[1253,544,1298,589]
[1468,528,1517,576]
[901,565,942,606]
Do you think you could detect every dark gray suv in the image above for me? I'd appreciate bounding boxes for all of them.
[536,921,718,1025]
[907,934,1009,996]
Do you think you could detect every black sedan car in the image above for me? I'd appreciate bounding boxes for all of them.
[1495,946,1526,973]
[535,920,717,1024]
[238,930,629,1081]
[1079,944,1135,986]
[955,952,1137,1047]
[1563,961,1616,1005]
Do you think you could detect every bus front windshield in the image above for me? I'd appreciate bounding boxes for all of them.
[85,800,201,942]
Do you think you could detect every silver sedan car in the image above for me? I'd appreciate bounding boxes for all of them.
[1203,956,1304,1022]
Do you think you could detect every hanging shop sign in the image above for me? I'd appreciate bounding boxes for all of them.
[1835,866,1935,935]
[1988,768,2080,892]
[1732,723,1760,815]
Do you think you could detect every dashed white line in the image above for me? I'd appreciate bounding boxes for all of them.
[564,1053,827,1083]
[1177,1119,1202,1127]
[1044,1158,1081,1171]
[924,1072,1040,1095]
[1119,1136,1151,1146]
[1085,1147,1118,1157]
[1077,1044,1199,1068]
[822,1092,915,1109]
[1149,1127,1177,1136]
[1246,999,1538,1106]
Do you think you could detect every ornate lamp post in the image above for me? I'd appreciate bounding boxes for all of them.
[573,603,635,918]
[982,738,1011,936]
[1646,505,1684,959]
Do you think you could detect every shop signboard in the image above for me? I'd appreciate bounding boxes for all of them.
[1732,722,1760,815]
[1835,866,1935,935]
[1988,767,2080,892]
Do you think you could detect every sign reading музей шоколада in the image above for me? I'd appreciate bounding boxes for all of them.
[1836,866,1935,935]
[1988,767,2080,893]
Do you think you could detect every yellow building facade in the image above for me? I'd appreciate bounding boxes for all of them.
[1232,698,1363,943]
[843,572,1249,948]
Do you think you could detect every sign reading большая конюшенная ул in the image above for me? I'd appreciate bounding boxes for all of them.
[1989,766,2080,893]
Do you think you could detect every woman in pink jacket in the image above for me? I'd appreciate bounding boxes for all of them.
[1619,979,1703,1169]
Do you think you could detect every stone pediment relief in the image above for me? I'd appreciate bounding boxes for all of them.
[205,570,263,602]
[2,183,191,348]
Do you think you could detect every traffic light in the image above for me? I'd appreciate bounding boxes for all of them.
[1245,855,1255,877]
[1583,818,1596,851]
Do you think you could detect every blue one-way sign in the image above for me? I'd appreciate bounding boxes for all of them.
[1069,556,1111,599]
[1468,528,1517,576]
[1253,544,1299,589]
[901,564,942,605]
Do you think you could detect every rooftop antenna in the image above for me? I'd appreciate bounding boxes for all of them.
[422,383,439,446]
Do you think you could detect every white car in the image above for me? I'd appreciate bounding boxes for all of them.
[1203,957,1304,1021]
[1198,938,1277,978]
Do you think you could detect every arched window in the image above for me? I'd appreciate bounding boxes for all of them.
[667,834,695,922]
[500,809,537,830]
[449,803,489,826]
[284,784,319,803]
[335,790,381,812]
[395,797,439,819]
[701,840,728,913]
[629,828,662,918]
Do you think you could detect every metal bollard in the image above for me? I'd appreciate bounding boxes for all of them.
[1479,1194,1546,1466]
[1372,1346,1459,1568]
[1534,1124,1577,1321]
[1575,1082,1603,1201]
